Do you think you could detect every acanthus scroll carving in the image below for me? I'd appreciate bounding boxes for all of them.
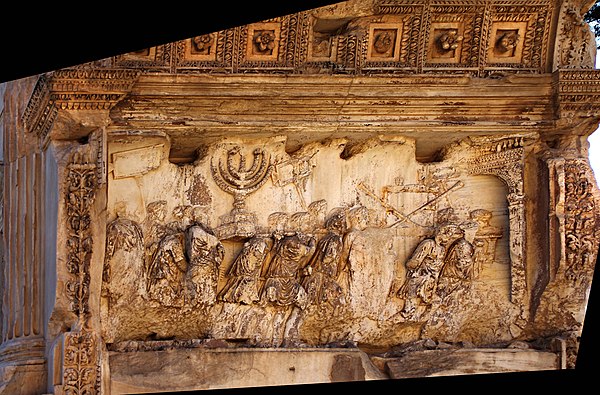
[62,150,101,395]
[65,152,97,323]
[62,330,100,395]
[556,0,596,69]
[562,160,598,282]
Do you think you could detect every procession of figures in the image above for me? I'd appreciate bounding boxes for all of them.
[103,144,505,345]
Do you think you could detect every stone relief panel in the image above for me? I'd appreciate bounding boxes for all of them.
[101,132,523,348]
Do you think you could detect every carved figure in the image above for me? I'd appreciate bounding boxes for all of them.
[470,209,502,275]
[218,235,273,304]
[301,208,349,309]
[436,207,461,227]
[267,212,289,240]
[436,226,476,299]
[261,231,315,308]
[143,200,169,267]
[184,224,225,307]
[104,211,144,283]
[146,232,188,307]
[341,206,370,301]
[396,224,458,320]
[102,204,145,303]
[308,199,328,231]
[168,205,195,232]
[260,214,315,346]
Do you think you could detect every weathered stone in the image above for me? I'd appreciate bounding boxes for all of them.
[109,348,385,393]
[386,348,560,378]
[1,0,599,393]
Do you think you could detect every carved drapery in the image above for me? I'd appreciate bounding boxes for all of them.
[467,147,526,306]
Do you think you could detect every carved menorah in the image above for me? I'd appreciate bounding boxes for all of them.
[211,145,272,210]
[210,145,272,239]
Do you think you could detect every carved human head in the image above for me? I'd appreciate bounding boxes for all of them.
[308,199,328,217]
[348,206,369,230]
[289,212,313,234]
[114,201,128,218]
[268,212,289,236]
[191,206,210,228]
[435,224,461,246]
[146,200,167,222]
[469,209,492,226]
[186,225,223,265]
[245,235,272,257]
[325,208,348,234]
[436,207,460,226]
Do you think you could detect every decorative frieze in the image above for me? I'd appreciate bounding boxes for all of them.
[96,0,557,76]
[554,69,600,119]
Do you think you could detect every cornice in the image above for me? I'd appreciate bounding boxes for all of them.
[21,69,141,142]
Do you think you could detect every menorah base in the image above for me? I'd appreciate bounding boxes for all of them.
[214,209,258,241]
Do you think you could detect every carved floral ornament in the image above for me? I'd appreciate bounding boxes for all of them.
[254,30,276,54]
[192,34,215,54]
[438,29,464,52]
[61,151,101,394]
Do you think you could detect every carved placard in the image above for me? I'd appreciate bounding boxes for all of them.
[111,144,164,179]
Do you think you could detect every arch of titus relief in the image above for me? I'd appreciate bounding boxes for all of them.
[1,0,600,393]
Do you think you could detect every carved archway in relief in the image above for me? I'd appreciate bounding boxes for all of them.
[465,144,527,310]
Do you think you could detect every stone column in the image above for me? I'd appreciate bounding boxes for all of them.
[0,77,47,395]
